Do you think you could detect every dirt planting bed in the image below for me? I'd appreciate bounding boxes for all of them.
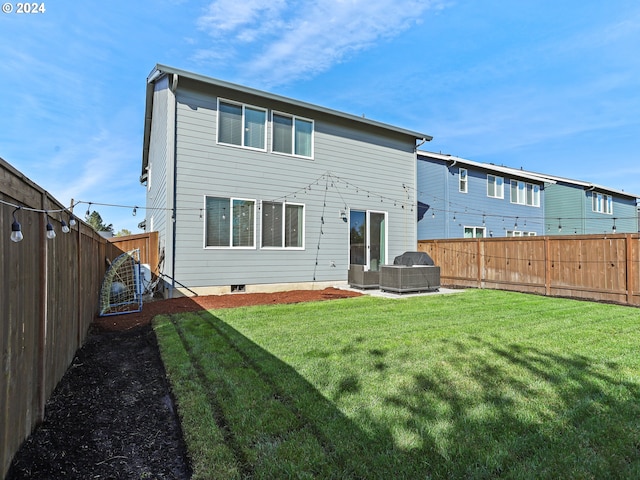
[7,288,362,479]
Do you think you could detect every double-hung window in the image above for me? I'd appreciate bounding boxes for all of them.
[487,175,504,199]
[459,168,468,193]
[510,180,540,207]
[272,112,313,158]
[592,192,613,214]
[218,100,267,150]
[205,196,256,248]
[261,201,304,248]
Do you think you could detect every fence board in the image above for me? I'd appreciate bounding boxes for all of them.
[419,234,640,307]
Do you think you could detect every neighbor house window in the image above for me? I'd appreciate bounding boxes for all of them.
[487,175,504,198]
[464,226,485,238]
[506,231,537,237]
[459,168,468,193]
[592,192,613,214]
[218,100,267,150]
[262,201,304,248]
[205,196,256,248]
[272,112,313,158]
[510,180,540,207]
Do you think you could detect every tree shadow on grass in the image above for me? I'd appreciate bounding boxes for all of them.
[160,311,640,479]
[384,339,640,478]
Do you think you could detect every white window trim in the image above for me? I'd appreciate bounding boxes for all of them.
[260,201,306,250]
[487,174,504,199]
[271,110,314,159]
[217,98,268,152]
[510,180,540,207]
[592,192,613,215]
[464,226,486,238]
[203,196,257,249]
[459,168,468,193]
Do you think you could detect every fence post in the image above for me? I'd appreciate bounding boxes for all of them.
[36,192,48,424]
[544,236,551,297]
[477,238,482,288]
[76,219,82,345]
[626,234,633,305]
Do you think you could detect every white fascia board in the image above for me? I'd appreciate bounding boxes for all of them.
[417,151,556,184]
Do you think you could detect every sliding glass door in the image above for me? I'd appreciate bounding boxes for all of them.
[349,210,387,271]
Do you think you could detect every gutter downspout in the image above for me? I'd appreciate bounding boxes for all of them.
[170,73,178,298]
[414,138,431,249]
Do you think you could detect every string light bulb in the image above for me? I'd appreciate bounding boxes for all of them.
[61,219,70,234]
[132,206,137,216]
[68,213,77,227]
[11,207,23,243]
[46,214,56,240]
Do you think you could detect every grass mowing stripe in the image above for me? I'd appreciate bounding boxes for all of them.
[191,310,373,478]
[195,311,338,450]
[172,310,364,478]
[167,312,254,478]
[152,315,241,480]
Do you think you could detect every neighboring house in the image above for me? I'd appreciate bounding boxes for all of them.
[141,64,431,297]
[540,174,639,235]
[417,152,552,239]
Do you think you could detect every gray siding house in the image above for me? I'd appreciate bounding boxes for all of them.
[141,65,431,296]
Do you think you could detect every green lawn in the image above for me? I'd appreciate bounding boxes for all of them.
[153,289,640,479]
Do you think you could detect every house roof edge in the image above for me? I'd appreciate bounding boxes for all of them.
[148,64,433,142]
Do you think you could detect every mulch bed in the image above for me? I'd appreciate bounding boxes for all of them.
[6,288,362,479]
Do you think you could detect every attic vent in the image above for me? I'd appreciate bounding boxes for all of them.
[231,284,246,293]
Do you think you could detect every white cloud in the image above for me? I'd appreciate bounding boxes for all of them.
[195,0,444,85]
[197,0,287,40]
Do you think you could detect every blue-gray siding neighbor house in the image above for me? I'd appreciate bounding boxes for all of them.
[541,174,639,235]
[417,152,552,240]
[141,65,431,296]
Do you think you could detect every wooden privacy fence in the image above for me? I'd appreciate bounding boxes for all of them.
[107,231,160,277]
[1,158,110,479]
[418,234,640,307]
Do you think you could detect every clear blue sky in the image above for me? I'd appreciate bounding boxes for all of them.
[1,0,639,233]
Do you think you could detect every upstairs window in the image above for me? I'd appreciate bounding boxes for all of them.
[487,174,504,199]
[459,168,468,193]
[506,231,537,237]
[510,180,540,207]
[218,100,266,150]
[592,192,613,214]
[262,202,304,248]
[205,196,256,248]
[272,112,313,158]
